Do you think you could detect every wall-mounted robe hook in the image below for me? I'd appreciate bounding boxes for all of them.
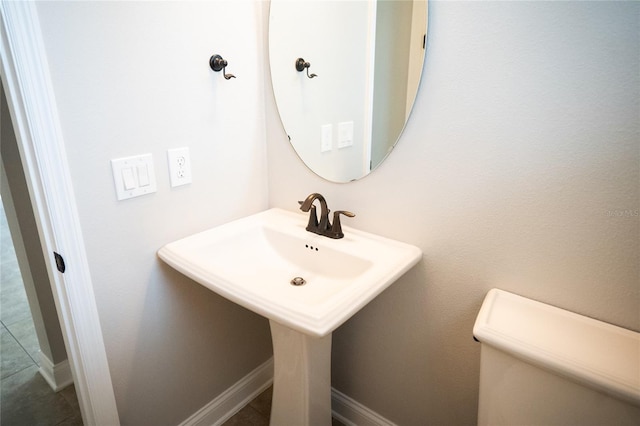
[295,58,317,79]
[210,54,235,80]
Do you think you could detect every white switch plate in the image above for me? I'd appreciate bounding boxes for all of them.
[111,153,157,200]
[321,124,332,152]
[338,121,354,148]
[167,147,192,187]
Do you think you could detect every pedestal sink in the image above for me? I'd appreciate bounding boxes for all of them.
[158,208,421,425]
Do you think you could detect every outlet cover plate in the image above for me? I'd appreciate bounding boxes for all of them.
[168,147,192,187]
[321,124,332,153]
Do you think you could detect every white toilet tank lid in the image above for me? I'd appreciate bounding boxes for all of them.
[473,289,640,406]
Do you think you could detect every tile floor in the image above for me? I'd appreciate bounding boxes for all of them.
[222,385,346,426]
[1,202,83,425]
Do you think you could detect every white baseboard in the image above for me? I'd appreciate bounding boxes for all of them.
[180,356,396,426]
[38,351,74,392]
[180,357,274,426]
[331,387,398,426]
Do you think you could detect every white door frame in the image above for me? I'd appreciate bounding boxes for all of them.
[0,2,120,424]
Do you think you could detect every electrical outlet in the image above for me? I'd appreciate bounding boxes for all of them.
[321,124,332,152]
[167,147,192,187]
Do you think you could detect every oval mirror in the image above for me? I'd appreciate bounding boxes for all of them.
[269,0,428,183]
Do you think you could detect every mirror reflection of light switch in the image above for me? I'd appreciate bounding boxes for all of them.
[338,121,354,148]
[321,124,332,152]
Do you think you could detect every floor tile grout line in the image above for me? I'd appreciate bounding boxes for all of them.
[1,311,40,366]
[247,405,269,423]
[0,360,38,382]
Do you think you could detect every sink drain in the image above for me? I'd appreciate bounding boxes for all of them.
[290,277,306,286]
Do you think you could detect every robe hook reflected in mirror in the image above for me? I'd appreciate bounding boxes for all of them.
[295,58,317,79]
[209,54,236,80]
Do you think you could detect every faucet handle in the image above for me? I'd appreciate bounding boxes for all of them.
[299,200,319,231]
[329,210,355,239]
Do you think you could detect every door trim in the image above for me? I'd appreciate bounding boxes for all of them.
[0,2,119,424]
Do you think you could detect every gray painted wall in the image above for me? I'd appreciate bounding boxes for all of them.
[35,2,273,425]
[266,1,639,424]
[30,0,639,425]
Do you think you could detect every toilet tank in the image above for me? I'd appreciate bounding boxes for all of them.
[473,289,640,426]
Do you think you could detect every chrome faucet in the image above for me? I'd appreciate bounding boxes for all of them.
[299,193,355,239]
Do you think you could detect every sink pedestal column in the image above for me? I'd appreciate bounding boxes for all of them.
[269,320,332,426]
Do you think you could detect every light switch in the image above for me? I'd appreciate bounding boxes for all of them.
[137,164,150,187]
[338,121,354,148]
[111,154,157,200]
[122,167,136,190]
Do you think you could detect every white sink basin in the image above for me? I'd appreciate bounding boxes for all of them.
[159,207,421,424]
[158,208,421,337]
